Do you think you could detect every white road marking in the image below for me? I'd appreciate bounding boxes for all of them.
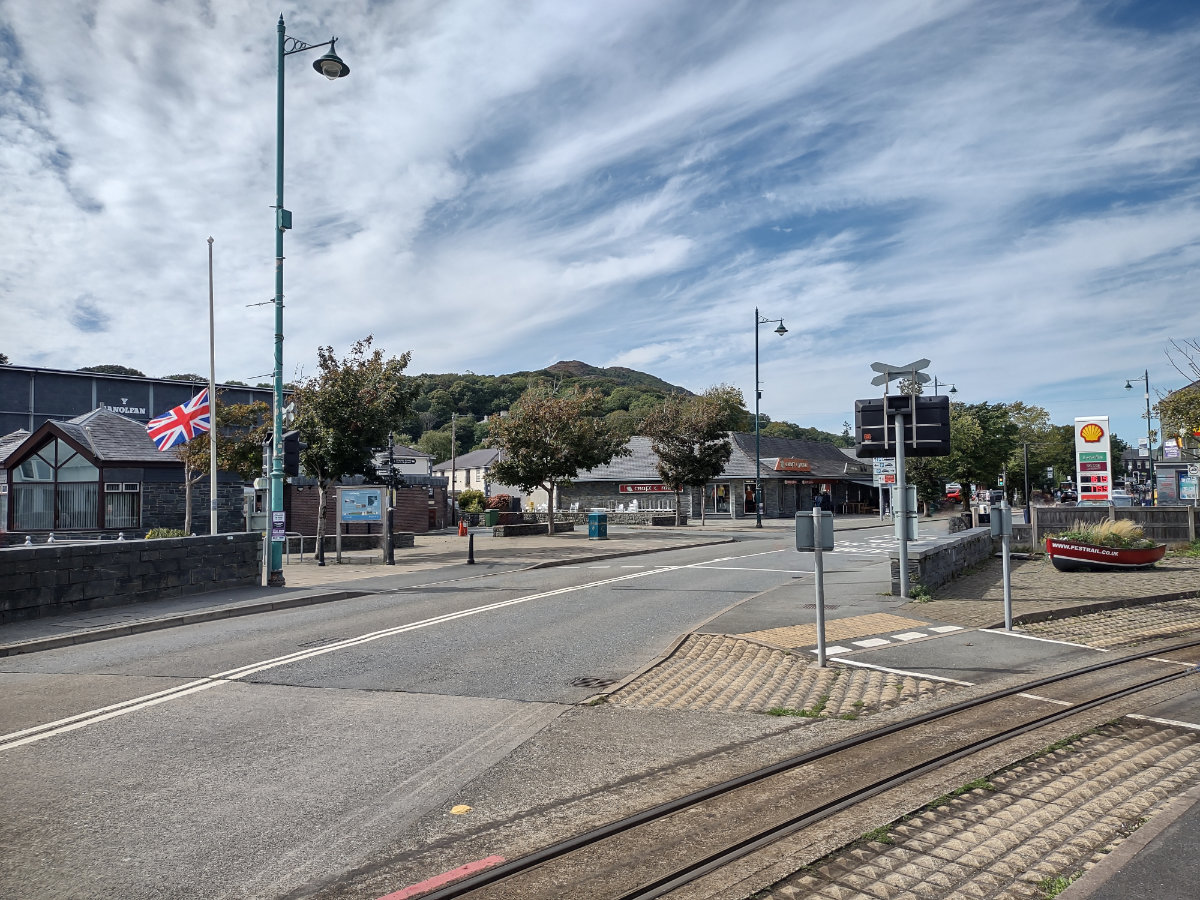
[819,655,975,686]
[1126,713,1200,731]
[1,565,679,752]
[981,629,1108,651]
[929,625,963,633]
[1018,693,1072,706]
[852,638,891,648]
[893,632,927,641]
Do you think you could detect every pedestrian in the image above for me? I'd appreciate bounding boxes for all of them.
[820,491,833,513]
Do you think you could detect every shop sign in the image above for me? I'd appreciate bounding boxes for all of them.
[773,458,811,472]
[619,483,672,493]
[1075,417,1112,501]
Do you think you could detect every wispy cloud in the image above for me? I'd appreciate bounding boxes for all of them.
[1,0,1198,445]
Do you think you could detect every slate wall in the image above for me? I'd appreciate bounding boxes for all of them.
[0,533,262,622]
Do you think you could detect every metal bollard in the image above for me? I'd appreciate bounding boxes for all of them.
[47,533,55,543]
[467,532,475,565]
[24,535,32,545]
[118,532,125,541]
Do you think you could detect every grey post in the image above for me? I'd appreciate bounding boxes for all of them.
[894,411,909,598]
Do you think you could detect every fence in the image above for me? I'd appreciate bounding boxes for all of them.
[1029,505,1198,546]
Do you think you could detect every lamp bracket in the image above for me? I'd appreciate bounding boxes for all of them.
[283,34,337,56]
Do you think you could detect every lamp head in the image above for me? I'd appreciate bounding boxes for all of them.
[313,39,350,79]
[949,384,957,394]
[774,322,787,336]
[1125,380,1133,391]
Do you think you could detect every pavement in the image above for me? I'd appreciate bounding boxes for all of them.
[4,512,1200,899]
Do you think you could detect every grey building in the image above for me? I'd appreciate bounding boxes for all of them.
[0,364,276,436]
[558,433,877,519]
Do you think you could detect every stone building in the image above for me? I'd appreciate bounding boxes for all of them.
[0,408,244,541]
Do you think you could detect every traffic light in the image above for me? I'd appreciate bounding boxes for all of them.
[282,430,306,477]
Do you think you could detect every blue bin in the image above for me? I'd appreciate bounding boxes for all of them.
[587,510,608,540]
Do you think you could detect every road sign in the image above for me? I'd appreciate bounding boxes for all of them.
[869,359,931,387]
[1188,464,1199,476]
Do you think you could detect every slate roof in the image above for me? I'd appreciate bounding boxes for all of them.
[431,448,500,472]
[2,408,168,468]
[0,429,31,466]
[576,433,871,482]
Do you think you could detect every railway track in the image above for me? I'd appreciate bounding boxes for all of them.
[419,640,1200,900]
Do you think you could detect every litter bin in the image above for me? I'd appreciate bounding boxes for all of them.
[483,509,499,527]
[587,509,608,540]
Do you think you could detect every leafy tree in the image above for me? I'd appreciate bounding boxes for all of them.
[643,388,734,525]
[173,399,270,531]
[1157,339,1200,448]
[79,364,145,376]
[488,384,630,534]
[457,489,485,513]
[704,383,752,432]
[292,337,416,562]
[0,352,9,364]
[161,373,206,383]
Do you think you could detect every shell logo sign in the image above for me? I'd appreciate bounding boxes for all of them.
[1079,422,1105,443]
[1074,416,1112,502]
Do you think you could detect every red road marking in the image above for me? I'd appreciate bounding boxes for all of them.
[377,855,506,899]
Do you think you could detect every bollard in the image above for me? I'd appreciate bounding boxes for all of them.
[24,535,32,545]
[47,533,56,543]
[118,532,125,541]
[467,532,475,564]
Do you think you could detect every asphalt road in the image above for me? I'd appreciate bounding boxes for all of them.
[1,533,820,900]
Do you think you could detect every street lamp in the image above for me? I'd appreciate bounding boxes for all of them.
[268,16,350,587]
[1124,370,1155,505]
[754,307,788,528]
[932,377,957,396]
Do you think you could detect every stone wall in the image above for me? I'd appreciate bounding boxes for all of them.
[529,511,688,527]
[890,527,993,596]
[0,533,263,622]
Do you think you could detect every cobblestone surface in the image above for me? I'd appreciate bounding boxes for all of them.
[757,722,1200,900]
[1022,597,1200,649]
[903,553,1200,629]
[608,633,958,718]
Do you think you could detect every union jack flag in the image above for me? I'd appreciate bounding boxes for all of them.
[146,389,211,451]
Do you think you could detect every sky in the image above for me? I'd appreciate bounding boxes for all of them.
[2,0,1199,447]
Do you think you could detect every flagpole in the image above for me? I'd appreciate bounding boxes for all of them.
[207,237,218,536]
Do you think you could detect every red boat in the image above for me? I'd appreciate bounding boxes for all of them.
[1045,537,1166,572]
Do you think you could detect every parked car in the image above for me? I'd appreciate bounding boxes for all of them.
[1108,491,1135,506]
[945,483,962,502]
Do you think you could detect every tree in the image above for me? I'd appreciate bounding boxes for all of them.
[292,337,415,562]
[173,399,271,531]
[0,353,9,364]
[643,388,734,525]
[79,364,145,376]
[161,373,206,383]
[488,384,630,534]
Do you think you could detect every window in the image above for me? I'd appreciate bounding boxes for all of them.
[104,483,141,529]
[12,438,99,530]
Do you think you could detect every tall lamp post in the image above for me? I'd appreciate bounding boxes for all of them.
[268,16,350,587]
[1124,370,1155,505]
[754,308,788,528]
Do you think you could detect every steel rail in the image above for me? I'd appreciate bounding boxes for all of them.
[422,639,1200,900]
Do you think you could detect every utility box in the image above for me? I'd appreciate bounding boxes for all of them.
[990,506,1013,537]
[894,485,918,541]
[588,510,608,540]
[796,510,834,552]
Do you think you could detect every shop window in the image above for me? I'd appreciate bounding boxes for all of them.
[12,438,99,530]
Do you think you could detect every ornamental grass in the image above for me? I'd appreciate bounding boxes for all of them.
[1052,519,1156,550]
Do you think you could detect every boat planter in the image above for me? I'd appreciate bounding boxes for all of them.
[1045,537,1166,572]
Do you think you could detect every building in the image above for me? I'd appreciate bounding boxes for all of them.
[1,408,244,539]
[0,364,276,436]
[432,448,500,494]
[557,433,877,518]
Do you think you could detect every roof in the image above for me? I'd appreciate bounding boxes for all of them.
[0,429,31,466]
[2,408,168,468]
[431,448,500,472]
[575,433,871,482]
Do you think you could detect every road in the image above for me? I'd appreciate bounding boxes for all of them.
[0,530,897,900]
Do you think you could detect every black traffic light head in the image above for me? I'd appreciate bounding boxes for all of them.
[282,430,307,477]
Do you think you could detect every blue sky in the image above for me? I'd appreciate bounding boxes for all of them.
[2,0,1198,447]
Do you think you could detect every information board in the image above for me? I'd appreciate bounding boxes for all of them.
[339,487,384,523]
